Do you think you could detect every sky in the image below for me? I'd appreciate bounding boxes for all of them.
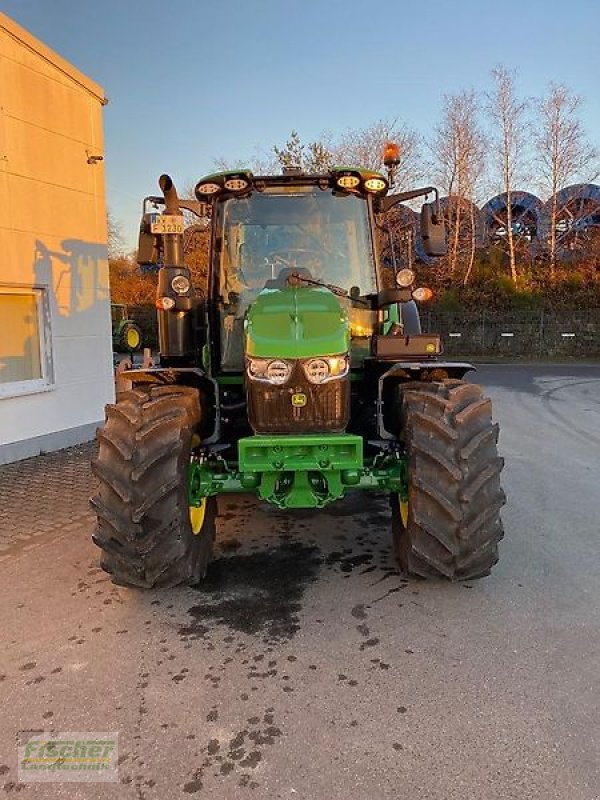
[3,0,600,248]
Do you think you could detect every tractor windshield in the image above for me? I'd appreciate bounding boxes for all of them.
[215,186,378,368]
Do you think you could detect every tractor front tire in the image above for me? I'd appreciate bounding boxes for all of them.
[91,385,215,588]
[392,380,505,580]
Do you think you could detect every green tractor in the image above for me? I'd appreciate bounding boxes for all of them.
[91,152,505,588]
[111,303,143,353]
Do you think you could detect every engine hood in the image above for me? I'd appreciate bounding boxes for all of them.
[244,286,349,359]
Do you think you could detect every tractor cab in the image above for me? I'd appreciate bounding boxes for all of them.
[210,173,380,370]
[138,166,444,365]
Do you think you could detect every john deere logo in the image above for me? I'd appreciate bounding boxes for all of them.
[291,392,307,407]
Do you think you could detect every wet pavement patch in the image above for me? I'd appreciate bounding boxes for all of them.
[325,550,374,573]
[182,707,282,793]
[182,542,322,642]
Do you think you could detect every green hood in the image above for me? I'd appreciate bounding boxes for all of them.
[245,286,349,359]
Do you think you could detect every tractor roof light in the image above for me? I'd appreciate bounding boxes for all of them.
[195,170,254,200]
[336,173,361,191]
[224,176,250,192]
[363,176,388,193]
[195,181,222,197]
[332,167,388,195]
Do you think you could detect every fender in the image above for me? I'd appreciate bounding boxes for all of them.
[125,367,219,442]
[377,361,475,439]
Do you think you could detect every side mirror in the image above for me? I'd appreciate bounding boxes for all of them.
[136,213,159,267]
[421,202,447,257]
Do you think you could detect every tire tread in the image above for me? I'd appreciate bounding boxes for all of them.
[91,385,215,588]
[393,380,505,581]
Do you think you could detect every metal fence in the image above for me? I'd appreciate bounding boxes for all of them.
[422,309,600,358]
[126,305,600,359]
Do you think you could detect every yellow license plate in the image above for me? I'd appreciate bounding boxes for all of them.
[150,214,184,234]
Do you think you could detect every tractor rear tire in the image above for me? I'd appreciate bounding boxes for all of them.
[120,322,143,352]
[392,380,505,580]
[91,385,215,588]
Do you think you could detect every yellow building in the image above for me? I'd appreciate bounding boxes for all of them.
[0,12,114,463]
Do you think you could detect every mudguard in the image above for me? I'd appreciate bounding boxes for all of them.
[125,367,219,442]
[377,361,475,439]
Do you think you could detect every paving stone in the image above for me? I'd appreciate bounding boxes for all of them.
[0,442,98,550]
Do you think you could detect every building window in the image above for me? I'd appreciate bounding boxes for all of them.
[0,287,54,398]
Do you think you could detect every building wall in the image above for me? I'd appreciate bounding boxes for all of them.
[0,13,114,463]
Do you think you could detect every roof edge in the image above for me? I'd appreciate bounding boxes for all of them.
[0,12,107,104]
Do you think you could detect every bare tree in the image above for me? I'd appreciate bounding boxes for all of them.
[107,210,126,260]
[487,67,529,284]
[431,91,486,283]
[212,144,280,175]
[534,83,598,276]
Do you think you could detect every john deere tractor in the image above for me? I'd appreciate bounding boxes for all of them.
[111,304,143,353]
[91,151,505,588]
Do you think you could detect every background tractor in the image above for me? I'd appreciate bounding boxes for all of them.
[91,149,505,588]
[111,303,143,353]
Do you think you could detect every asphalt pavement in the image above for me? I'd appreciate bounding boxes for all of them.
[1,364,599,799]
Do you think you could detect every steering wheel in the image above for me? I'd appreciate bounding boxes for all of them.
[267,248,322,268]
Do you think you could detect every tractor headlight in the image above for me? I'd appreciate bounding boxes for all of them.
[266,360,292,384]
[303,355,349,384]
[304,358,330,383]
[396,268,415,287]
[246,357,292,385]
[171,275,191,294]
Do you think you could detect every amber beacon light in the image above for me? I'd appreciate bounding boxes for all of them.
[383,141,401,167]
[383,141,401,185]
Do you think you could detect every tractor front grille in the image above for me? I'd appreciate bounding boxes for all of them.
[247,366,350,434]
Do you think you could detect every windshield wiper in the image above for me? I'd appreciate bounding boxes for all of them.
[288,272,369,305]
[288,272,348,297]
